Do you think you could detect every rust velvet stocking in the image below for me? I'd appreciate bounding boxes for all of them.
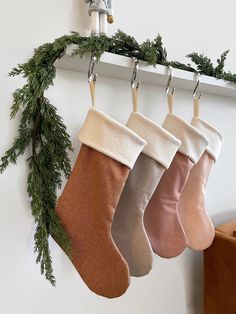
[55,109,145,298]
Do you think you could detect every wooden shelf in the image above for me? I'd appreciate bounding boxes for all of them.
[55,45,236,99]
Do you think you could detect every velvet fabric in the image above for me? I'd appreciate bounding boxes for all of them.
[144,152,193,258]
[179,152,215,250]
[112,153,165,277]
[204,221,236,314]
[55,144,131,298]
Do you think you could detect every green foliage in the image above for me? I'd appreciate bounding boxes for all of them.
[72,33,110,60]
[72,30,168,66]
[139,39,158,65]
[1,29,235,285]
[0,127,32,173]
[139,35,167,66]
[168,61,195,73]
[186,50,236,82]
[0,33,82,285]
[222,71,236,83]
[153,34,168,64]
[215,50,230,78]
[187,52,215,76]
[108,29,140,58]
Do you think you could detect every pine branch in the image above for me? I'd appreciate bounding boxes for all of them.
[10,86,30,119]
[27,143,70,285]
[187,52,215,76]
[168,61,196,73]
[139,35,168,66]
[139,39,158,65]
[72,34,110,60]
[0,128,32,173]
[153,34,168,64]
[187,50,233,81]
[215,50,230,78]
[222,71,236,83]
[1,33,79,285]
[108,29,140,58]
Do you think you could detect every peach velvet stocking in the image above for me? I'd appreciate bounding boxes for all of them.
[55,109,145,298]
[178,117,222,251]
[112,112,180,277]
[144,114,209,258]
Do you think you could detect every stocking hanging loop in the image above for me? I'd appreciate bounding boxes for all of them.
[88,54,98,108]
[165,66,175,114]
[131,58,141,112]
[192,73,202,117]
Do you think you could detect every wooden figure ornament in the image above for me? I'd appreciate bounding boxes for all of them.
[85,0,114,36]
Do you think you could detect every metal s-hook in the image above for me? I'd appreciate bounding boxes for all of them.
[193,73,202,100]
[166,66,175,113]
[131,58,140,90]
[165,66,175,96]
[131,58,140,112]
[193,73,202,117]
[88,54,97,108]
[88,54,97,83]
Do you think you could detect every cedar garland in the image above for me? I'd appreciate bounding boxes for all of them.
[1,30,235,285]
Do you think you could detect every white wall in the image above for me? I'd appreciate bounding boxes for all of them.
[1,1,236,314]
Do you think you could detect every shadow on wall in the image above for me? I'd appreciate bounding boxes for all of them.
[211,208,236,226]
[180,249,203,314]
[180,209,236,314]
[70,0,90,35]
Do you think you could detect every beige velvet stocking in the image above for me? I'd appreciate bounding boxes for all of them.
[112,112,180,277]
[55,109,145,298]
[178,117,222,251]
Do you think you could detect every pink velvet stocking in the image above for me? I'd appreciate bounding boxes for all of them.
[144,152,193,258]
[144,114,209,258]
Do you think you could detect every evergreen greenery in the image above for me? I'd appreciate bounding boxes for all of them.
[1,29,235,285]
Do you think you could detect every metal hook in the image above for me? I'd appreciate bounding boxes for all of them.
[131,58,140,90]
[193,73,202,100]
[88,54,97,83]
[166,66,175,95]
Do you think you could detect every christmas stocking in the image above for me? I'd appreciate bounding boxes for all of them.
[55,108,146,298]
[144,114,209,258]
[112,112,181,277]
[178,117,222,251]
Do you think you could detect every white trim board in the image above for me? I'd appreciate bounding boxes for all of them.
[54,44,236,99]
